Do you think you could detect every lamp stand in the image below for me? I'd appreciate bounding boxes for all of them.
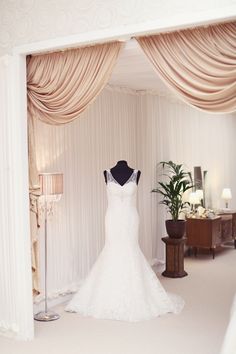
[34,199,60,322]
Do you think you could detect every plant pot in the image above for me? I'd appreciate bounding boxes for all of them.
[165,219,186,239]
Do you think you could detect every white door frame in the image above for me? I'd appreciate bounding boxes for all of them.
[10,7,236,340]
[0,54,34,341]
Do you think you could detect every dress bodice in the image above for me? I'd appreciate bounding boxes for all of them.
[106,169,138,208]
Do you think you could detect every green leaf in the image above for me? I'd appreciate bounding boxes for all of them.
[152,160,194,220]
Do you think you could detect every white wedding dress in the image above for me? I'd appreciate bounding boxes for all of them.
[65,169,184,321]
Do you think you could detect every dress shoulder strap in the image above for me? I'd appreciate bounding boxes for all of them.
[128,169,138,183]
[106,169,114,183]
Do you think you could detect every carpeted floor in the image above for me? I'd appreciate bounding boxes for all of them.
[1,244,236,354]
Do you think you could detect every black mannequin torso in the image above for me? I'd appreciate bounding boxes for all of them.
[104,160,141,186]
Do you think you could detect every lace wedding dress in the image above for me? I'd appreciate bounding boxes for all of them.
[65,169,184,321]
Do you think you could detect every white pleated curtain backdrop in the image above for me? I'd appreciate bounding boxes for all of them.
[137,92,236,259]
[34,87,138,298]
[34,86,236,302]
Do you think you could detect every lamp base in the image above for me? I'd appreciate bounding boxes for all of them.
[34,310,60,322]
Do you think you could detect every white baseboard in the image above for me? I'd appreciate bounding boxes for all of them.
[33,293,73,314]
[33,282,81,314]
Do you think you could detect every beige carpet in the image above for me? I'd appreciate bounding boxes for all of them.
[1,244,236,354]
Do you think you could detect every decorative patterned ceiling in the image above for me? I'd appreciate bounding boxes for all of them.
[0,0,235,56]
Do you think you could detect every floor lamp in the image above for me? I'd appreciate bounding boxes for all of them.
[34,172,63,322]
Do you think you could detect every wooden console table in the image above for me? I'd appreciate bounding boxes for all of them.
[218,211,236,249]
[186,217,221,259]
[186,214,236,259]
[161,237,188,278]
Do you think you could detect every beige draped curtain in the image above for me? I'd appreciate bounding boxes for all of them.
[27,42,122,125]
[27,41,122,294]
[137,22,236,113]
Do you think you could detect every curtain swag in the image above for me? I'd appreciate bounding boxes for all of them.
[27,41,122,294]
[137,22,236,113]
[27,41,122,125]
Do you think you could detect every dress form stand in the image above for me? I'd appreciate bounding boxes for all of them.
[104,160,141,185]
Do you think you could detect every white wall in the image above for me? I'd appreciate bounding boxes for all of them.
[34,86,236,306]
[1,0,236,56]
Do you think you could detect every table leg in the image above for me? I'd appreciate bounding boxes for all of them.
[188,247,191,257]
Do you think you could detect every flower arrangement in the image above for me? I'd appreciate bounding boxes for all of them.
[187,206,216,219]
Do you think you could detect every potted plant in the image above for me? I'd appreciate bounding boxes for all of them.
[152,161,193,238]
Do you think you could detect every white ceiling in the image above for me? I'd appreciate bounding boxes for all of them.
[108,39,170,93]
